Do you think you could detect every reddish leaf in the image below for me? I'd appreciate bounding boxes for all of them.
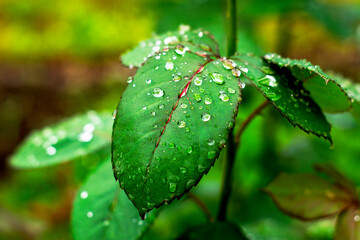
[264,173,353,220]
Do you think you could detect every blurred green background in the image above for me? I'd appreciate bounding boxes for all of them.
[1,0,360,239]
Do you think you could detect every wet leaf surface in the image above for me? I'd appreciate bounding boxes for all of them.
[10,111,112,168]
[112,47,242,217]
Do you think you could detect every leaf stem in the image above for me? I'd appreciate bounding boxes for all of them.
[188,192,214,222]
[234,100,269,147]
[217,0,237,221]
[226,0,237,58]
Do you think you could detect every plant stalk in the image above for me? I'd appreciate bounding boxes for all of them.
[226,0,237,58]
[217,0,237,221]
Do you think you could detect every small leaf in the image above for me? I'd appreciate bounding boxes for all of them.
[263,53,351,113]
[121,25,219,68]
[264,173,353,220]
[72,160,158,240]
[232,54,332,143]
[178,221,248,240]
[113,47,242,217]
[10,111,112,169]
[334,206,360,240]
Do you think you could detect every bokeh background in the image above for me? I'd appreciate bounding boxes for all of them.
[1,0,360,239]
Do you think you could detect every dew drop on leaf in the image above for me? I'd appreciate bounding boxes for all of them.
[177,120,186,128]
[146,79,152,84]
[80,191,88,199]
[210,73,225,85]
[173,75,181,82]
[169,182,177,193]
[219,93,230,102]
[194,77,202,86]
[201,113,211,122]
[227,87,235,94]
[193,93,202,102]
[86,211,94,218]
[46,146,56,156]
[205,97,212,105]
[222,59,236,69]
[152,88,165,97]
[165,61,174,70]
[181,103,188,109]
[158,104,165,109]
[231,68,241,77]
[207,138,215,146]
[187,146,193,154]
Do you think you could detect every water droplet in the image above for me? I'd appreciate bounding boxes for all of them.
[87,211,94,218]
[354,214,360,222]
[219,93,230,102]
[152,88,164,97]
[146,79,152,84]
[227,87,236,94]
[222,59,236,69]
[258,75,278,87]
[181,103,188,109]
[193,93,202,102]
[180,167,187,173]
[150,111,156,116]
[173,75,181,82]
[231,68,241,77]
[112,110,117,120]
[207,150,216,160]
[127,77,133,83]
[158,104,165,109]
[187,146,193,154]
[165,61,174,70]
[207,139,215,146]
[198,31,204,37]
[179,24,190,35]
[78,132,93,142]
[80,191,88,199]
[169,182,177,193]
[204,97,212,105]
[164,36,179,45]
[46,146,56,156]
[210,73,225,85]
[239,81,246,89]
[152,45,160,52]
[194,77,202,86]
[84,123,95,132]
[240,67,248,73]
[177,120,186,128]
[201,113,211,122]
[175,45,188,55]
[169,142,175,148]
[219,139,226,148]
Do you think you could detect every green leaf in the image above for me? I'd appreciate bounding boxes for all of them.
[121,25,219,68]
[333,75,360,122]
[334,206,360,240]
[72,160,158,240]
[232,54,332,143]
[10,111,112,169]
[263,53,351,113]
[264,173,353,220]
[112,47,242,217]
[178,221,249,240]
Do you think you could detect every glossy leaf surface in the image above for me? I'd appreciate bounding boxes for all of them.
[264,173,353,220]
[232,54,332,143]
[10,111,112,168]
[263,53,351,113]
[122,25,219,68]
[72,160,157,240]
[112,48,242,217]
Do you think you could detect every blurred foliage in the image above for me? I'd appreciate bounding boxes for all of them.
[1,0,360,239]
